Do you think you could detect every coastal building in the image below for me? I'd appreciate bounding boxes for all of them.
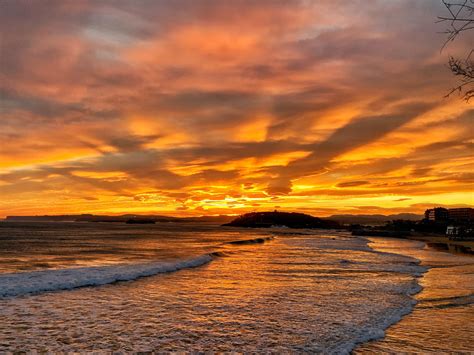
[424,207,474,223]
[448,208,474,222]
[446,225,461,237]
[424,207,449,222]
[446,225,474,240]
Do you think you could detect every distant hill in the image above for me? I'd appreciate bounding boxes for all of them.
[4,214,235,224]
[327,213,423,225]
[223,211,340,229]
[5,214,90,222]
[74,214,181,223]
[182,215,235,223]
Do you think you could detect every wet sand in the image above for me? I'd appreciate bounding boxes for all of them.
[408,233,474,255]
[355,237,474,353]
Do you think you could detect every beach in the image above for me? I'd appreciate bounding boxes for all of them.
[356,236,474,352]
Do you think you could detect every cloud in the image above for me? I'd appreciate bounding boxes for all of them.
[267,179,292,195]
[107,134,161,152]
[0,0,472,217]
[336,181,370,188]
[265,102,434,193]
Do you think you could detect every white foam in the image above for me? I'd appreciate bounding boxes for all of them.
[334,282,423,354]
[0,254,213,298]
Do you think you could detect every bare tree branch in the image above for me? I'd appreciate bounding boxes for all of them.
[439,0,474,101]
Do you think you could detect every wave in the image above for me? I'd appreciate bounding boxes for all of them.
[418,293,474,310]
[0,254,214,299]
[0,236,275,299]
[332,281,423,354]
[226,236,274,245]
[292,279,423,354]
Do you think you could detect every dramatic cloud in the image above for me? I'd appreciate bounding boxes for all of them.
[0,0,472,217]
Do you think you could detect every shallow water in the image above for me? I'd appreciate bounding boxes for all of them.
[0,222,470,352]
[356,237,474,353]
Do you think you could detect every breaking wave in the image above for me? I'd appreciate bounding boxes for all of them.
[0,234,279,299]
[0,254,214,298]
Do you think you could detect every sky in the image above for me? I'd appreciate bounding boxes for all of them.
[0,0,473,217]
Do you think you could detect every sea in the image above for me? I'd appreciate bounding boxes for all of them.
[0,221,472,353]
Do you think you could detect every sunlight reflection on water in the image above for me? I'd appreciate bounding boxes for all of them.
[0,223,471,352]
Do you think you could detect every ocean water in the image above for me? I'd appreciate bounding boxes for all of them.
[0,222,471,352]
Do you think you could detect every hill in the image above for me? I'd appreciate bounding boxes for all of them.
[223,211,340,229]
[3,214,235,224]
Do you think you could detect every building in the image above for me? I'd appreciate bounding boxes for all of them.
[424,207,449,222]
[446,225,461,237]
[446,225,474,240]
[448,208,474,222]
[425,207,474,223]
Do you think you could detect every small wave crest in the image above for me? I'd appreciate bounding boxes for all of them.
[209,251,229,257]
[0,254,214,298]
[226,236,274,245]
[418,293,474,310]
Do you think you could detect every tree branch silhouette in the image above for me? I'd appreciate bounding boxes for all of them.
[438,0,473,101]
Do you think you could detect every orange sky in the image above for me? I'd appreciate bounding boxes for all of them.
[0,0,472,217]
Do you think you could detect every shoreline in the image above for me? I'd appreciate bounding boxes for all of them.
[355,235,474,352]
[407,233,474,256]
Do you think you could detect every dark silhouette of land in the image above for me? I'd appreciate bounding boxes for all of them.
[125,218,156,224]
[3,214,235,224]
[223,211,340,229]
[328,213,422,225]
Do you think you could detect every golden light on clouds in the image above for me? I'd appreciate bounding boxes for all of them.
[0,0,472,218]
